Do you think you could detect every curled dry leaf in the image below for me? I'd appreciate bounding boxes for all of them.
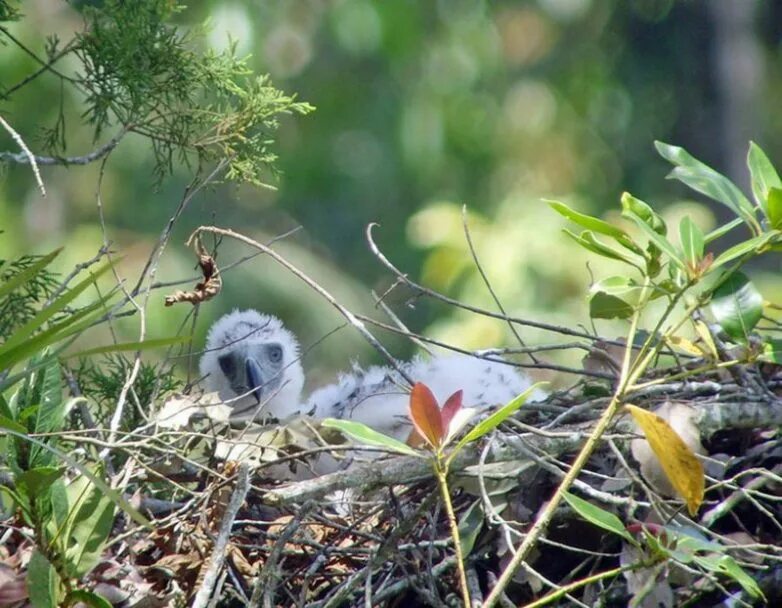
[629,402,705,515]
[164,237,222,306]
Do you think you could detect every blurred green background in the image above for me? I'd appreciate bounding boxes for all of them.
[2,0,781,390]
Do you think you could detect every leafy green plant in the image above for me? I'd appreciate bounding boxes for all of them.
[563,494,764,603]
[324,381,543,607]
[482,141,782,606]
[0,252,59,341]
[0,249,190,606]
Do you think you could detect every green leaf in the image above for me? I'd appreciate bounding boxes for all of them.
[63,590,113,608]
[692,554,764,600]
[321,418,420,457]
[450,384,545,458]
[589,292,634,319]
[16,467,65,500]
[27,550,60,608]
[548,200,640,252]
[761,338,782,364]
[621,193,686,271]
[0,293,114,372]
[0,424,148,527]
[26,362,65,469]
[0,260,114,353]
[0,413,28,434]
[562,229,639,266]
[0,394,13,420]
[711,232,776,269]
[563,492,634,543]
[65,481,116,577]
[620,192,667,235]
[656,141,758,231]
[679,216,704,267]
[33,361,64,435]
[704,217,744,244]
[590,276,636,296]
[709,272,763,341]
[747,141,781,213]
[66,335,192,359]
[767,187,782,229]
[0,249,61,302]
[458,499,484,557]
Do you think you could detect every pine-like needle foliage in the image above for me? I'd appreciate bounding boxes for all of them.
[0,254,59,340]
[3,0,314,187]
[75,354,183,428]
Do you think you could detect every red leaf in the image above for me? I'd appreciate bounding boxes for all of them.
[409,382,444,448]
[440,390,463,431]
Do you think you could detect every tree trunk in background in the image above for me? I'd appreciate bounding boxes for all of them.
[709,0,763,192]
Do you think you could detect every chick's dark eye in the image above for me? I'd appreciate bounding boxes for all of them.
[218,354,236,377]
[268,345,283,363]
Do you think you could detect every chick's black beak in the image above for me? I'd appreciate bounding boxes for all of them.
[245,357,264,404]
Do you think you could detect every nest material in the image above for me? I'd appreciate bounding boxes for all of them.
[4,362,775,607]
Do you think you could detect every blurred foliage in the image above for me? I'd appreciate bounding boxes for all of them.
[2,1,782,385]
[0,252,59,340]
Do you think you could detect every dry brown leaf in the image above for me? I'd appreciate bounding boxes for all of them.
[164,236,222,306]
[628,403,705,515]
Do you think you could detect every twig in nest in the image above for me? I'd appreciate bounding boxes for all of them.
[165,236,222,306]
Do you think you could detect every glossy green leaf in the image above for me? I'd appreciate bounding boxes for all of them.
[767,187,782,229]
[620,192,667,235]
[621,194,686,271]
[562,229,640,267]
[589,292,634,319]
[563,492,634,543]
[548,200,640,252]
[709,272,763,341]
[590,276,641,298]
[679,216,704,266]
[321,418,420,457]
[27,550,59,608]
[747,141,781,213]
[656,141,758,230]
[711,232,775,269]
[450,383,544,459]
[0,249,61,302]
[63,590,113,608]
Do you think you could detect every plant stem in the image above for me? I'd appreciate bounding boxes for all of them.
[522,564,635,608]
[482,276,653,608]
[435,454,472,607]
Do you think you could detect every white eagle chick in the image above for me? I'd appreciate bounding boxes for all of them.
[306,354,545,442]
[199,309,304,423]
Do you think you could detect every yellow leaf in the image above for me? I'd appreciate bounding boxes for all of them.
[667,335,707,357]
[626,404,705,515]
[693,320,719,359]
